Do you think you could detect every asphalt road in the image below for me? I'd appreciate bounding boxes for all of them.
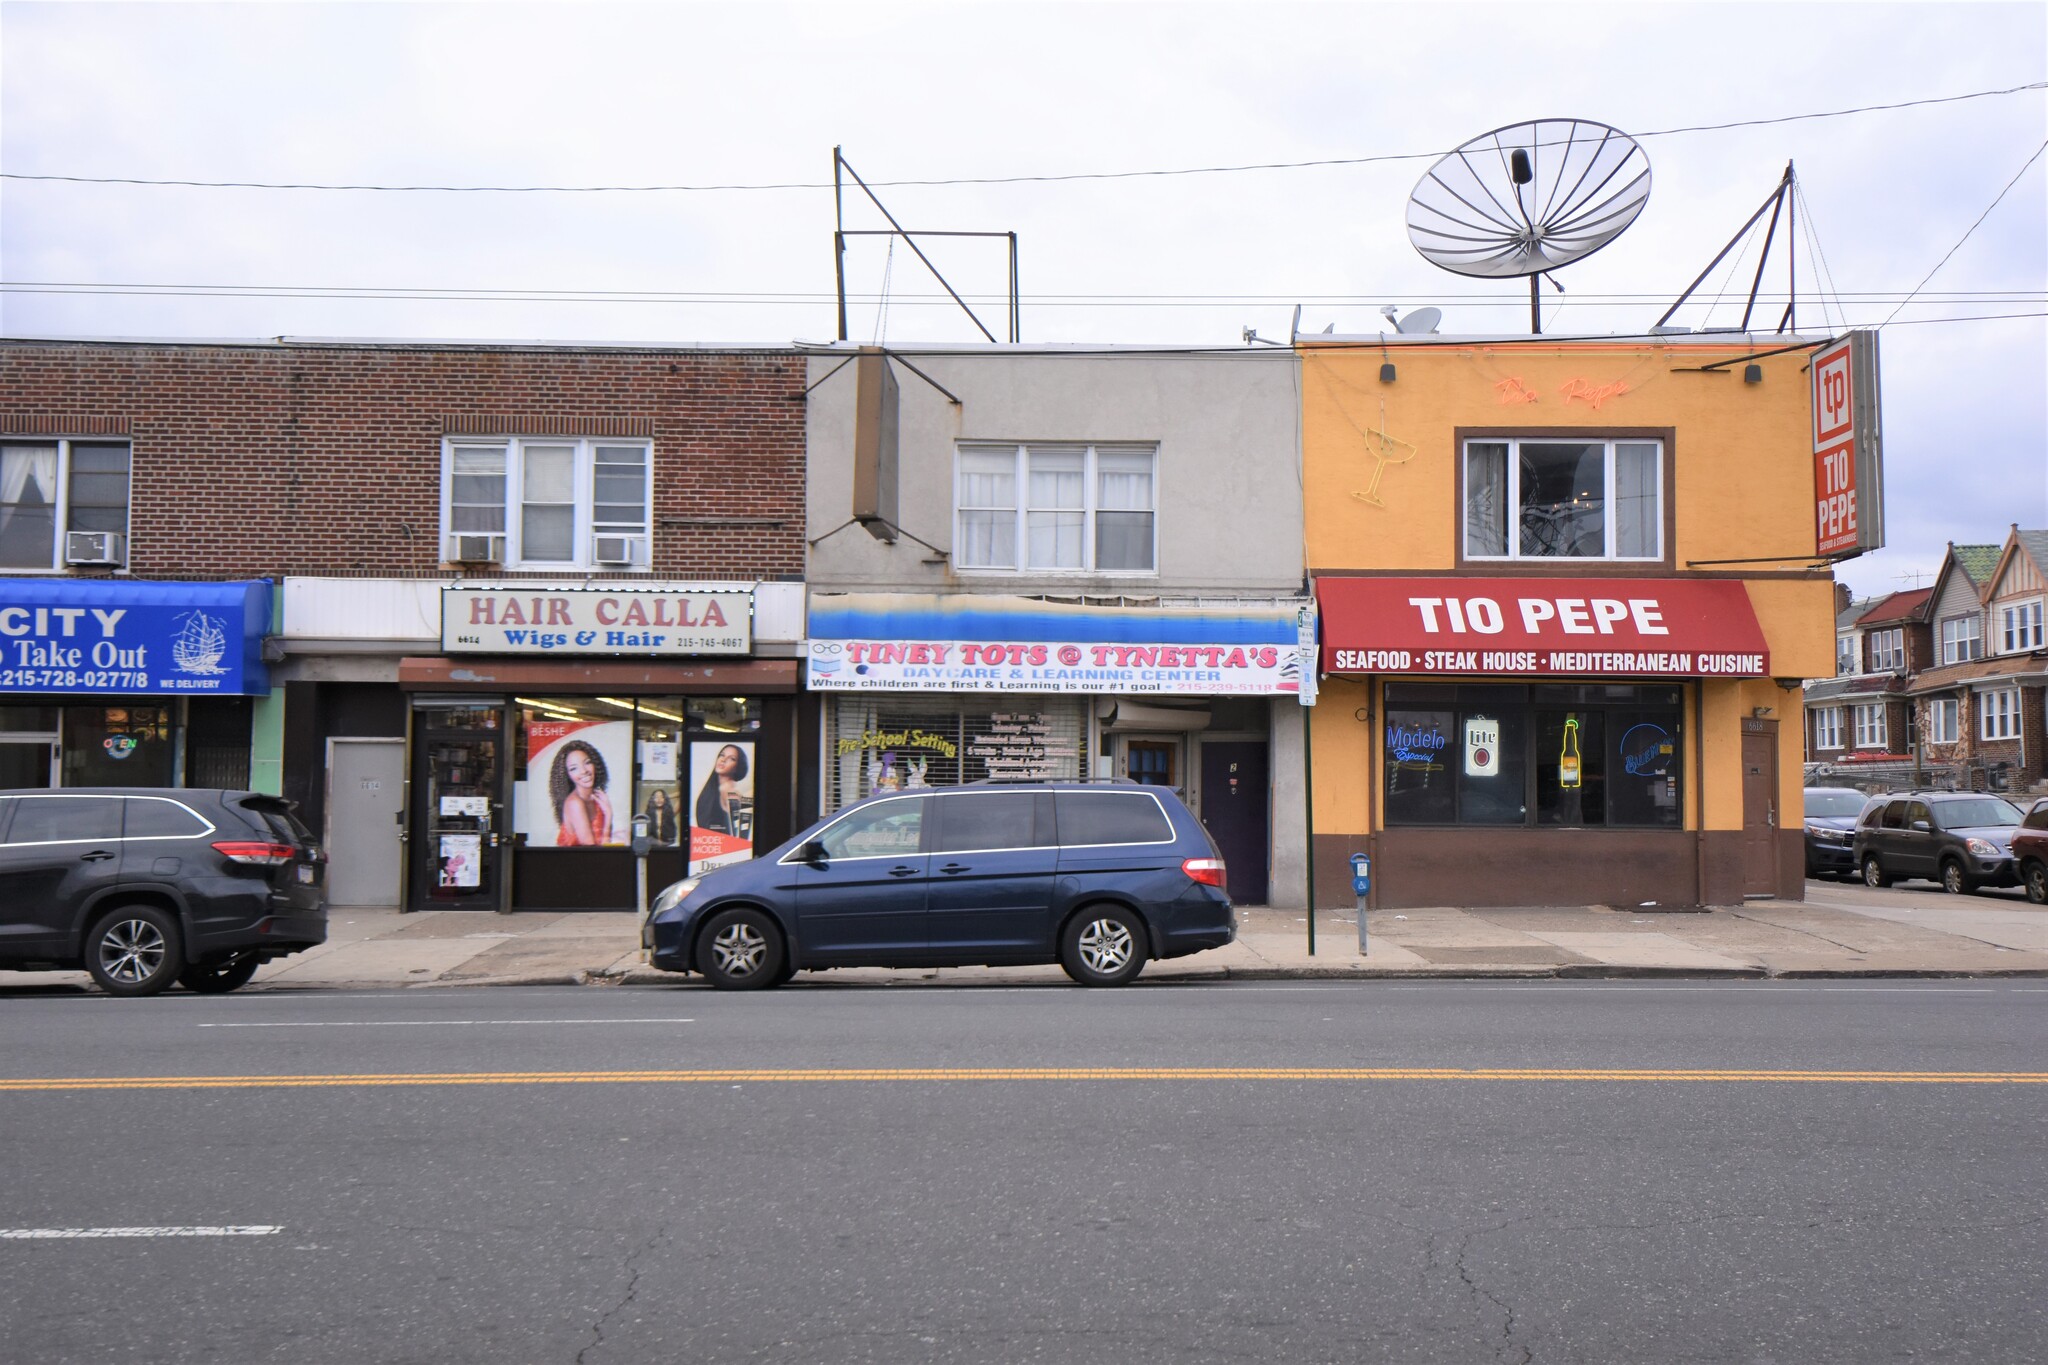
[4,980,2045,1364]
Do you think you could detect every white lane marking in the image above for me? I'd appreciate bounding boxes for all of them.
[196,1018,692,1028]
[2,1226,282,1239]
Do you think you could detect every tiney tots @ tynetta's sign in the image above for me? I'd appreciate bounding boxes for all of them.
[442,588,752,656]
[808,639,1298,694]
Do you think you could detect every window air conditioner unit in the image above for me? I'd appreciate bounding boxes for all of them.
[449,533,506,564]
[593,535,639,566]
[64,530,126,567]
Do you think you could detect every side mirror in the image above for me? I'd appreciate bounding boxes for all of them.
[798,840,828,866]
[1911,820,1932,833]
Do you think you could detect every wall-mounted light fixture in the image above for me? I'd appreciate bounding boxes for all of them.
[1379,362,1397,383]
[1743,363,1763,383]
[1751,705,1776,719]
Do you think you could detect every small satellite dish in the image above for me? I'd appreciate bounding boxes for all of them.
[1407,118,1651,332]
[1392,306,1441,335]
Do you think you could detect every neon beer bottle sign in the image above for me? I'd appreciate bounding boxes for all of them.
[1558,717,1583,788]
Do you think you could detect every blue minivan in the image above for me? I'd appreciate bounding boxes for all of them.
[646,780,1234,988]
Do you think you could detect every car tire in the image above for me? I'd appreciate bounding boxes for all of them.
[1059,905,1149,987]
[84,905,184,998]
[179,953,260,994]
[1938,857,1971,896]
[695,907,786,991]
[1861,856,1892,889]
[2024,860,2048,906]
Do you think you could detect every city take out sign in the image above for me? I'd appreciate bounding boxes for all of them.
[1317,577,1770,677]
[442,588,751,656]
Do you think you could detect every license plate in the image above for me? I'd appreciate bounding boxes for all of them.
[296,864,315,884]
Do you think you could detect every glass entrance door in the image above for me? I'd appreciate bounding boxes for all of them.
[408,702,508,911]
[0,737,57,788]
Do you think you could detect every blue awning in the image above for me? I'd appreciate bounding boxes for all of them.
[0,578,272,696]
[809,592,1300,645]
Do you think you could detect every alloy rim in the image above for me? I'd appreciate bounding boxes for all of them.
[710,922,768,977]
[2030,867,2047,902]
[99,919,166,984]
[1077,919,1134,975]
[1944,864,1964,894]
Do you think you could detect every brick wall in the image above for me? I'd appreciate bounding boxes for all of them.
[0,341,806,580]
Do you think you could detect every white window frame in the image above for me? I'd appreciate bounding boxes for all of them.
[1867,627,1904,672]
[1926,697,1959,745]
[1979,688,2020,741]
[1939,614,1983,665]
[1462,437,1664,563]
[2001,599,2044,653]
[1812,706,1843,750]
[1836,634,1859,676]
[1852,702,1888,750]
[0,438,134,574]
[438,437,653,570]
[952,442,1158,576]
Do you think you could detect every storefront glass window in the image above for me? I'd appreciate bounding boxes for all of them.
[827,697,1089,811]
[61,705,176,788]
[1385,685,1679,829]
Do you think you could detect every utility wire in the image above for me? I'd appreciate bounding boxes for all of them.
[6,82,2043,195]
[1881,138,2048,327]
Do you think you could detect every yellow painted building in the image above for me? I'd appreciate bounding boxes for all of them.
[1303,336,1840,907]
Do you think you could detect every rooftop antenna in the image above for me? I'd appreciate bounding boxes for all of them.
[1407,118,1652,334]
[1654,162,1799,334]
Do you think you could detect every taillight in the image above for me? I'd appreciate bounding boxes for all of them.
[212,841,296,866]
[1182,857,1227,887]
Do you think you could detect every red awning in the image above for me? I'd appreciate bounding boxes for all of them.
[1317,577,1771,678]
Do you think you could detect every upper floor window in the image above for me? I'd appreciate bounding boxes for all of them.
[1867,627,1904,672]
[1940,615,1982,664]
[0,440,132,571]
[1836,634,1858,676]
[2001,599,2044,653]
[955,443,1156,574]
[1464,438,1661,562]
[440,438,652,569]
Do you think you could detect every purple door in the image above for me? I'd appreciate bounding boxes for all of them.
[1200,741,1269,905]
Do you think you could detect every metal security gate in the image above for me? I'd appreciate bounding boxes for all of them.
[826,695,1090,812]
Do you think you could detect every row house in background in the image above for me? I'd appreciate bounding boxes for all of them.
[801,346,1311,908]
[1,339,809,912]
[1802,586,1931,767]
[1897,529,2048,792]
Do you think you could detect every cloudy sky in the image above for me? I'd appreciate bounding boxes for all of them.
[3,1,2042,598]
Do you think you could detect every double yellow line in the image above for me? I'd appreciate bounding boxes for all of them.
[4,1067,2047,1092]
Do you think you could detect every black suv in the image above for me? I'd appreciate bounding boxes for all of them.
[1851,791,2024,895]
[0,788,327,996]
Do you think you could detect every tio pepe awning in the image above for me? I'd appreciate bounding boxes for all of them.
[1316,577,1770,678]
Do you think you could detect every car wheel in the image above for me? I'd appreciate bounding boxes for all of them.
[695,907,786,991]
[179,953,260,994]
[2024,861,2048,906]
[1060,905,1149,987]
[1861,856,1892,889]
[85,906,184,998]
[1939,857,1971,896]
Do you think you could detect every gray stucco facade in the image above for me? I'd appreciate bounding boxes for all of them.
[803,345,1310,907]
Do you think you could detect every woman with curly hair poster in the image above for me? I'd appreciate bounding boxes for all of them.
[527,719,631,847]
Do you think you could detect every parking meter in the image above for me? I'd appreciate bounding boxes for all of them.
[1350,853,1371,953]
[632,816,653,955]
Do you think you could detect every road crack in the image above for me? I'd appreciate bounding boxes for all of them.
[573,1225,670,1364]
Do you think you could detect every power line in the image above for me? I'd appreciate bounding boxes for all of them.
[6,82,2043,195]
[1881,138,2048,328]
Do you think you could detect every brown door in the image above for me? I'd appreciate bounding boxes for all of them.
[1741,725,1778,897]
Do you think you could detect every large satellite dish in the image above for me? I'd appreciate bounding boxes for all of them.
[1407,118,1651,332]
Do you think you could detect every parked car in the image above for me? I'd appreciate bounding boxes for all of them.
[1851,791,2025,894]
[0,788,327,996]
[2011,797,2048,905]
[1803,787,1871,879]
[645,780,1234,989]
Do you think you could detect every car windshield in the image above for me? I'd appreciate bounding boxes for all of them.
[1804,789,1866,817]
[1934,797,2022,829]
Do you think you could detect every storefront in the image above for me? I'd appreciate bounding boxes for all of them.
[806,593,1311,905]
[1314,575,1804,907]
[390,584,802,913]
[0,578,271,790]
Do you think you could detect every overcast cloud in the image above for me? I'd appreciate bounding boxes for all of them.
[2,1,2042,600]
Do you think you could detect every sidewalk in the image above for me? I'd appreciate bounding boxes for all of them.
[11,890,2041,993]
